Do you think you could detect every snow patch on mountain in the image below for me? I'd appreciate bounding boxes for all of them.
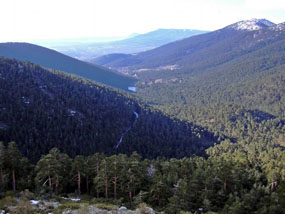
[228,19,275,31]
[270,22,285,31]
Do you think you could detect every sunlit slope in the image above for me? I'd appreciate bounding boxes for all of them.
[0,42,136,91]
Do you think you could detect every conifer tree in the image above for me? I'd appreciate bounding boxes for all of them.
[72,155,85,196]
[6,142,21,192]
[0,142,6,193]
[35,148,71,194]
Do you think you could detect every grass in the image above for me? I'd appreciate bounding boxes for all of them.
[94,203,117,210]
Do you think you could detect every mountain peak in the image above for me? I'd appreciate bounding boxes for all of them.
[227,19,275,31]
[270,22,285,31]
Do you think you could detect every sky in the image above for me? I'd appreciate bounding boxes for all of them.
[1,0,285,42]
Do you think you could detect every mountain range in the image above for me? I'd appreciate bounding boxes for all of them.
[93,19,285,116]
[93,19,278,72]
[112,18,285,144]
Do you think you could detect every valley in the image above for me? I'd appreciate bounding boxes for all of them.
[0,17,285,214]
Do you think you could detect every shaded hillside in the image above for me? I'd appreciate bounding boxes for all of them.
[0,42,136,91]
[0,57,215,162]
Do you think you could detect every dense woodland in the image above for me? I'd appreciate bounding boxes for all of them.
[0,140,285,213]
[89,21,285,213]
[0,57,214,162]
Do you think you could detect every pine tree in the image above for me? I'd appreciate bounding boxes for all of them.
[72,155,85,196]
[125,152,144,208]
[94,157,110,201]
[90,153,104,197]
[6,142,21,192]
[108,154,127,201]
[0,142,6,193]
[35,148,71,194]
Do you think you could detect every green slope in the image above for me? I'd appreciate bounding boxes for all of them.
[0,42,136,91]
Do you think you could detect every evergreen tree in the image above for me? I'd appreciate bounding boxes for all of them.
[6,142,21,192]
[71,155,85,196]
[0,142,6,193]
[35,148,71,194]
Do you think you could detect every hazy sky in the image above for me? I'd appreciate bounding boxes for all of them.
[1,0,285,42]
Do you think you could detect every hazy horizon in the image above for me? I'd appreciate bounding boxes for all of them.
[1,0,285,42]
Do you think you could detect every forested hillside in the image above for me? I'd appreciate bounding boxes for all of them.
[0,43,136,91]
[0,57,214,162]
[131,29,285,159]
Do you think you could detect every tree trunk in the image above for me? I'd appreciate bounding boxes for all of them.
[113,176,117,200]
[48,176,52,188]
[55,175,59,194]
[78,171,81,196]
[12,168,16,192]
[105,176,108,200]
[86,176,89,194]
[96,163,99,198]
[129,191,132,209]
[224,178,227,191]
[0,168,4,192]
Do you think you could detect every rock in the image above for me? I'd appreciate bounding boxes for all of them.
[136,207,155,214]
[30,200,40,205]
[154,79,163,84]
[43,200,60,209]
[119,206,128,211]
[117,206,135,214]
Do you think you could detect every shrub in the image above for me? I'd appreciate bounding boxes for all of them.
[0,196,17,207]
[14,200,35,214]
[94,203,117,210]
[20,189,35,200]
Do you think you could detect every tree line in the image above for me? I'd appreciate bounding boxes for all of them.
[1,141,285,214]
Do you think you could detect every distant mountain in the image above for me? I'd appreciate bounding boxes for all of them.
[0,42,136,91]
[52,29,208,61]
[0,57,215,162]
[93,19,277,72]
[33,34,139,48]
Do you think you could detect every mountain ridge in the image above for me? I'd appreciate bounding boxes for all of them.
[0,42,136,91]
[93,19,284,74]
